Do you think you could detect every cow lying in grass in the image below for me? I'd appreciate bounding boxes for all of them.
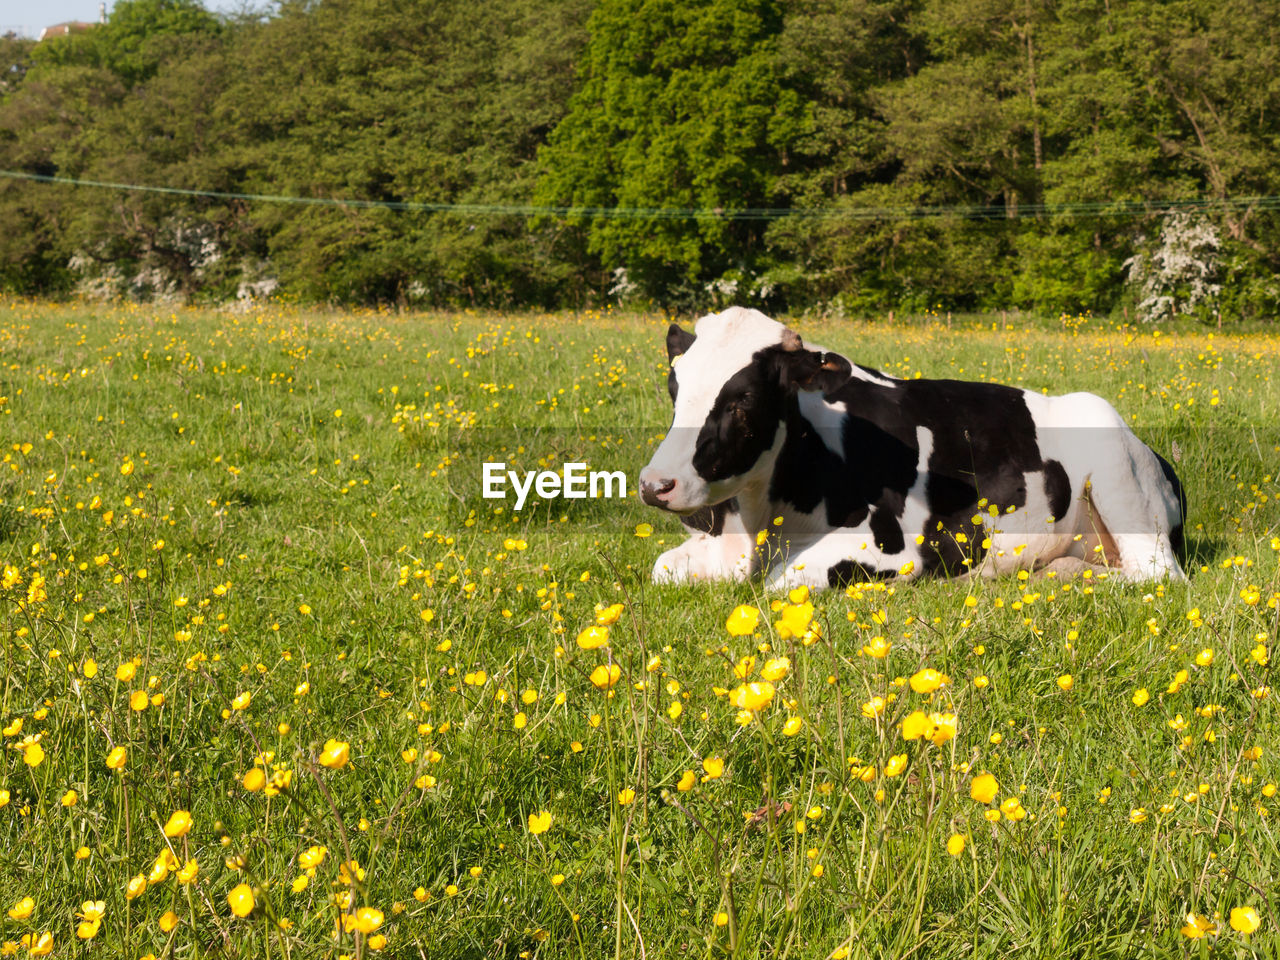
[639,307,1186,589]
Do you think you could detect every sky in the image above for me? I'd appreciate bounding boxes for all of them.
[0,0,244,38]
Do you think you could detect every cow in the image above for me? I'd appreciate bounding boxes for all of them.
[638,307,1186,589]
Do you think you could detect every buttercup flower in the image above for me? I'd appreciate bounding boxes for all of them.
[970,773,999,804]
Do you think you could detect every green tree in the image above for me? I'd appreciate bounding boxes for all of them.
[537,0,807,307]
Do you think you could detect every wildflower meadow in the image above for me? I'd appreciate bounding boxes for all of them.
[0,300,1278,959]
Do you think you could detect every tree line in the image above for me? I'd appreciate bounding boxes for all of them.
[1,0,1277,319]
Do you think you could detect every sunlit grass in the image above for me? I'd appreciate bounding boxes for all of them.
[0,299,1277,959]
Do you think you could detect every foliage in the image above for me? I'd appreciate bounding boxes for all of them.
[1,0,1279,316]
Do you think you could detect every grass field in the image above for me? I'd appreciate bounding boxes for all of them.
[0,299,1278,959]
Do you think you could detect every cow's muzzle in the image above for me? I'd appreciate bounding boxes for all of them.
[639,475,677,508]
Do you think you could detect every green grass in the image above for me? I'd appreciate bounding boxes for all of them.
[0,299,1277,959]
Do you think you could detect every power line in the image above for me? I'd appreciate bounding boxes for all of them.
[3,168,1278,221]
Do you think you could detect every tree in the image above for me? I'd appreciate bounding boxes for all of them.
[537,0,806,308]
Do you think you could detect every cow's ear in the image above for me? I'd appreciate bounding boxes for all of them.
[666,323,696,363]
[774,339,852,395]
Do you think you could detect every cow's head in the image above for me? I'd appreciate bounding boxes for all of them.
[639,307,850,513]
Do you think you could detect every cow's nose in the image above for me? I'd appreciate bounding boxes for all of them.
[640,476,677,507]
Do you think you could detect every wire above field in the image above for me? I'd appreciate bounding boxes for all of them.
[5,169,1279,222]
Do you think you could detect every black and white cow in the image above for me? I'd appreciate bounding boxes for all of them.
[639,307,1186,588]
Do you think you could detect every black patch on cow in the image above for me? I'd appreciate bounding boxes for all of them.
[666,324,696,401]
[1155,452,1187,555]
[1043,459,1071,522]
[680,498,738,536]
[691,354,786,483]
[869,505,905,555]
[827,559,895,587]
[857,378,1045,576]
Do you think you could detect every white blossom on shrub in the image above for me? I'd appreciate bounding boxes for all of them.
[1123,211,1221,323]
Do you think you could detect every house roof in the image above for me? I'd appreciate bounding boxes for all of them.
[37,21,95,42]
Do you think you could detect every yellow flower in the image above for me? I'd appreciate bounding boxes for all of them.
[617,788,636,805]
[242,768,266,792]
[946,834,965,856]
[76,919,100,940]
[774,602,814,640]
[163,810,193,838]
[1180,913,1216,939]
[368,934,388,951]
[82,659,98,678]
[1132,688,1150,707]
[594,603,625,626]
[702,757,725,780]
[348,907,384,934]
[1056,674,1073,691]
[1229,906,1261,934]
[1129,808,1148,824]
[126,875,147,900]
[729,681,775,712]
[634,523,653,538]
[60,790,77,807]
[1000,797,1027,821]
[299,846,327,869]
[733,655,756,679]
[590,664,621,689]
[149,850,175,883]
[714,911,729,927]
[25,933,52,957]
[970,773,999,805]
[725,605,760,636]
[759,657,790,681]
[228,883,255,918]
[576,625,609,650]
[927,713,958,745]
[231,691,251,711]
[676,770,696,792]
[319,738,351,769]
[177,860,199,884]
[528,811,552,835]
[781,716,804,737]
[909,668,946,694]
[861,696,887,719]
[265,769,292,796]
[159,911,179,932]
[862,635,891,658]
[77,901,105,923]
[901,711,930,740]
[1195,648,1214,667]
[7,897,33,920]
[883,753,908,777]
[23,742,44,767]
[129,690,149,712]
[667,701,683,720]
[106,746,127,770]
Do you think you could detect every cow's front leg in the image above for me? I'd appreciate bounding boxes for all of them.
[764,534,912,591]
[652,532,755,584]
